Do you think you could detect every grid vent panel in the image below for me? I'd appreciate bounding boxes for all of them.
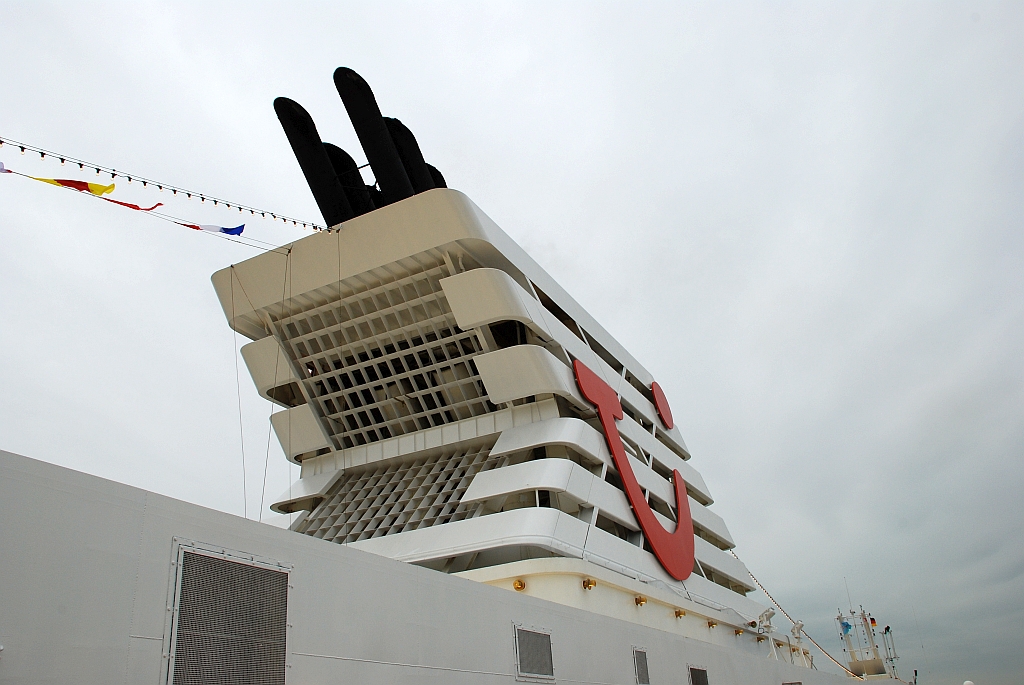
[273,257,497,450]
[171,552,288,685]
[516,627,555,678]
[297,442,502,543]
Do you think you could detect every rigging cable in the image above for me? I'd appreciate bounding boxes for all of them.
[230,268,248,520]
[729,550,863,680]
[0,136,326,231]
[259,247,293,522]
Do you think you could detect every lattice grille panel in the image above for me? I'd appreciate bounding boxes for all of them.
[275,259,496,449]
[297,443,503,543]
[171,552,288,685]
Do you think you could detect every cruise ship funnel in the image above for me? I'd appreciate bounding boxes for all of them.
[426,163,447,188]
[384,117,435,194]
[323,142,376,217]
[273,97,354,226]
[333,67,414,206]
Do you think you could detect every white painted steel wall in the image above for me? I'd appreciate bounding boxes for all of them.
[0,451,843,685]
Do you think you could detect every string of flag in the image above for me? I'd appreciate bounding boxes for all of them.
[0,160,287,252]
[0,136,326,231]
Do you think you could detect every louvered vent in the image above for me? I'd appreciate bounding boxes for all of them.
[274,255,497,449]
[634,649,650,685]
[297,442,504,543]
[171,552,288,685]
[515,627,554,678]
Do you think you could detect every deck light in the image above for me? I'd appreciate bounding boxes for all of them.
[513,579,526,591]
[582,578,596,590]
[635,596,647,606]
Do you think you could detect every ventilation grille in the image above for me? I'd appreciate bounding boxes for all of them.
[171,552,288,685]
[296,443,503,543]
[634,649,650,685]
[274,257,498,449]
[516,627,554,678]
[689,667,709,685]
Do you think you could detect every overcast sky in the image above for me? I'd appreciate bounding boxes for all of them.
[1,3,1021,683]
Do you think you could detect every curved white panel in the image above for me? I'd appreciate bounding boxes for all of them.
[440,269,692,459]
[270,468,344,514]
[474,345,589,410]
[491,415,607,462]
[440,268,688,457]
[489,417,716,516]
[462,458,638,531]
[617,417,711,504]
[693,537,754,592]
[461,457,739,570]
[440,268,553,340]
[240,336,301,401]
[270,405,332,461]
[463,458,582,504]
[349,507,590,563]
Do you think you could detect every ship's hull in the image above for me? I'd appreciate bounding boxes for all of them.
[0,450,846,685]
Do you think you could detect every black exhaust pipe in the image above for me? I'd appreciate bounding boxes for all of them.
[383,117,435,194]
[333,67,414,206]
[273,97,354,227]
[426,163,447,189]
[323,143,376,217]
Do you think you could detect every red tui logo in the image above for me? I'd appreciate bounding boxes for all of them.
[572,360,695,581]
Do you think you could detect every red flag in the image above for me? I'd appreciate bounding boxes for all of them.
[101,198,163,211]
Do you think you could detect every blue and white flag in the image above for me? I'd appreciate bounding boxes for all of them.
[180,222,244,235]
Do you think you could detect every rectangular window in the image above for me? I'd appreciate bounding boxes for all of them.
[634,649,650,685]
[689,667,709,685]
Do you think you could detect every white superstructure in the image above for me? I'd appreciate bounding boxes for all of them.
[211,186,792,654]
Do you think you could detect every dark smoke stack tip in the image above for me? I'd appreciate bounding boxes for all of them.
[273,97,354,226]
[323,143,376,217]
[333,67,414,206]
